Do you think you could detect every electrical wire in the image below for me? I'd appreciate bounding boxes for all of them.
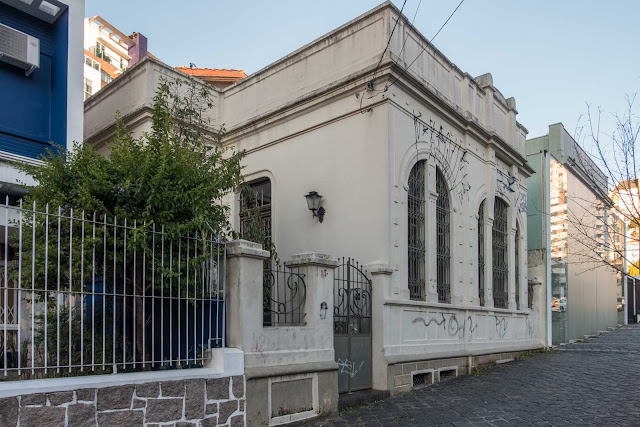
[372,0,407,81]
[386,0,466,92]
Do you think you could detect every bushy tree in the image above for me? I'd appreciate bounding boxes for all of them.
[9,76,245,373]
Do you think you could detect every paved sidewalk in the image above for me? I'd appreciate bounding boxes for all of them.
[315,325,640,426]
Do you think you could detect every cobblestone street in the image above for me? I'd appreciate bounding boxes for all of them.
[317,325,640,426]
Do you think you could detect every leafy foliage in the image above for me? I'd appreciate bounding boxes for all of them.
[20,77,244,236]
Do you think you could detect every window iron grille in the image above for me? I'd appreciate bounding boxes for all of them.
[478,200,485,306]
[408,161,426,301]
[515,224,520,308]
[436,169,451,303]
[493,198,509,309]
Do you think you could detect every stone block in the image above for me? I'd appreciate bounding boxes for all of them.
[230,414,244,427]
[402,363,417,374]
[161,380,185,397]
[97,385,134,411]
[132,398,146,409]
[67,403,96,427]
[218,400,238,424]
[205,402,218,415]
[21,393,47,406]
[206,377,229,401]
[184,379,205,419]
[97,410,144,427]
[239,399,245,411]
[0,397,18,426]
[200,415,218,427]
[135,382,159,398]
[416,361,431,371]
[48,391,73,406]
[76,388,96,402]
[145,398,183,423]
[175,423,197,427]
[394,374,410,387]
[20,406,65,426]
[231,376,244,399]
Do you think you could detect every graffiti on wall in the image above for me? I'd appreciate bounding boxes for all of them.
[337,358,365,378]
[412,312,514,340]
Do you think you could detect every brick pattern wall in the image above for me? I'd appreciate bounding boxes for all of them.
[0,376,245,426]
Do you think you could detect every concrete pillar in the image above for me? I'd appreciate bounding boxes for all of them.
[508,226,517,310]
[225,240,270,352]
[366,263,393,391]
[484,217,495,309]
[285,253,338,339]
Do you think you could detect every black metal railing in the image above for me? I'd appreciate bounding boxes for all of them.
[263,262,306,326]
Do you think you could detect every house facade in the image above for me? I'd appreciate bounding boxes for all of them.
[84,2,546,424]
[527,123,619,345]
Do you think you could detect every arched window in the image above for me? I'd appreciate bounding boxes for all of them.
[478,200,485,306]
[408,161,426,300]
[492,198,509,308]
[436,169,451,303]
[515,223,520,308]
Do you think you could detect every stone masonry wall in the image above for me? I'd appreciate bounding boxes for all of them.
[0,376,245,427]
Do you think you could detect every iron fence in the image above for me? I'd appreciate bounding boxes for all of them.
[263,261,306,326]
[0,201,226,379]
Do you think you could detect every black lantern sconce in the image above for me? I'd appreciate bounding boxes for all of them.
[305,191,325,223]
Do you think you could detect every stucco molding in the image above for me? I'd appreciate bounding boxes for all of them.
[285,252,339,268]
[226,239,270,260]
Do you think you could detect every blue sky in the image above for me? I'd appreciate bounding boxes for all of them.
[86,0,640,139]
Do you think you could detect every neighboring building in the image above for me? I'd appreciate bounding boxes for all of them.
[0,0,84,191]
[0,0,84,388]
[175,66,246,90]
[83,15,150,99]
[85,2,543,424]
[527,123,618,345]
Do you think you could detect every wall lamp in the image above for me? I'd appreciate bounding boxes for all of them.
[305,191,325,223]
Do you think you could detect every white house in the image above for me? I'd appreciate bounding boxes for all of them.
[84,2,545,424]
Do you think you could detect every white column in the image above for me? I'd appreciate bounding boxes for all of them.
[225,240,270,352]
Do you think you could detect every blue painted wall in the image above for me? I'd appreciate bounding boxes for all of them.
[0,4,68,159]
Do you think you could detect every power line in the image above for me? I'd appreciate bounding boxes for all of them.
[372,0,407,81]
[386,0,466,92]
[395,0,423,69]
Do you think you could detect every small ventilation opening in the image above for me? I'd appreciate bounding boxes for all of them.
[412,371,433,388]
[439,368,457,382]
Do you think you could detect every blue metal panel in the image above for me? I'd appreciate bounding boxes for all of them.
[0,4,68,159]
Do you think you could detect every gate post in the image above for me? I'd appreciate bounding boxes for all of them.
[225,240,270,352]
[367,263,393,391]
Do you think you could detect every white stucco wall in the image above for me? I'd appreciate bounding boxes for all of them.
[62,0,85,147]
[566,172,618,339]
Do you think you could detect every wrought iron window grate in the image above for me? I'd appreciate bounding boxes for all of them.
[493,198,509,309]
[478,200,485,306]
[408,161,426,301]
[436,169,451,303]
[412,371,432,388]
[515,224,520,308]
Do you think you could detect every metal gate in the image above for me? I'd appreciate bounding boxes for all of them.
[334,258,372,393]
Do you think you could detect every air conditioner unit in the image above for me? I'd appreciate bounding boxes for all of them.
[0,23,40,76]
